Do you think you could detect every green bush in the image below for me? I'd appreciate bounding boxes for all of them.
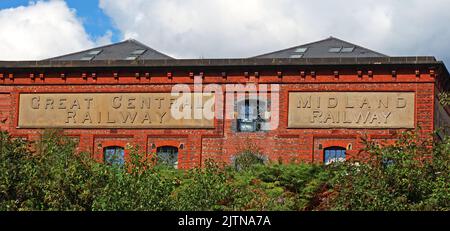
[232,146,267,171]
[91,150,177,211]
[227,163,330,211]
[0,129,448,211]
[0,130,101,211]
[170,160,232,211]
[327,131,450,211]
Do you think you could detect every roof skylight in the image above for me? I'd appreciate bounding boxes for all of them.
[295,47,308,53]
[328,47,342,53]
[88,50,102,55]
[341,47,355,53]
[125,56,138,60]
[131,49,147,55]
[80,56,94,61]
[290,54,303,58]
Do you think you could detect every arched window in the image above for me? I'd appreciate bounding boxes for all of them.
[237,99,267,132]
[156,146,179,169]
[104,146,125,166]
[323,146,346,165]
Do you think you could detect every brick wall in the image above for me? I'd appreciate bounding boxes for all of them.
[0,67,440,168]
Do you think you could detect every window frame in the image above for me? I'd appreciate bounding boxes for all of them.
[328,47,342,53]
[103,145,125,166]
[156,145,179,169]
[236,99,267,132]
[323,146,346,165]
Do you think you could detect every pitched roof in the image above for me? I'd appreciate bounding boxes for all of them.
[252,36,387,59]
[47,39,174,61]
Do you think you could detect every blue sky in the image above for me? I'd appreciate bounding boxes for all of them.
[0,0,449,64]
[0,0,119,42]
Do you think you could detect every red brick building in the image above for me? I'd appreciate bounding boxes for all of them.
[0,37,449,168]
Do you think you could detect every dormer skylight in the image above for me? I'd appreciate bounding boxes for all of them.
[295,47,308,53]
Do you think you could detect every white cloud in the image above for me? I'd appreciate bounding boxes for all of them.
[0,0,111,60]
[95,30,113,46]
[99,0,450,63]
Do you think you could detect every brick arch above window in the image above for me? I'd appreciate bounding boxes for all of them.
[149,140,181,153]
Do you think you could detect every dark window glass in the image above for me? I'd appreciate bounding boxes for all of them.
[156,146,179,169]
[237,99,267,132]
[104,146,125,166]
[324,147,346,165]
[382,158,395,168]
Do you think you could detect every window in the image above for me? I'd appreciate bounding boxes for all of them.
[324,147,346,165]
[156,146,178,169]
[80,50,102,61]
[131,49,147,55]
[88,50,102,55]
[125,56,138,60]
[295,47,308,53]
[328,47,342,53]
[382,158,395,168]
[80,56,95,61]
[104,146,125,166]
[290,54,303,58]
[237,99,267,132]
[124,49,147,61]
[341,47,355,53]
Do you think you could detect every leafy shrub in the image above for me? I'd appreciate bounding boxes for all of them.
[227,163,329,211]
[170,160,232,211]
[327,131,449,211]
[0,129,448,211]
[0,130,101,211]
[232,146,267,171]
[91,148,177,211]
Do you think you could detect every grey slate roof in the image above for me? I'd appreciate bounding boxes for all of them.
[47,39,174,61]
[46,36,387,61]
[253,36,387,59]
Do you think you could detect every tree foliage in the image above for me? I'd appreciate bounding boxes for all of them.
[0,129,448,211]
[325,131,449,211]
